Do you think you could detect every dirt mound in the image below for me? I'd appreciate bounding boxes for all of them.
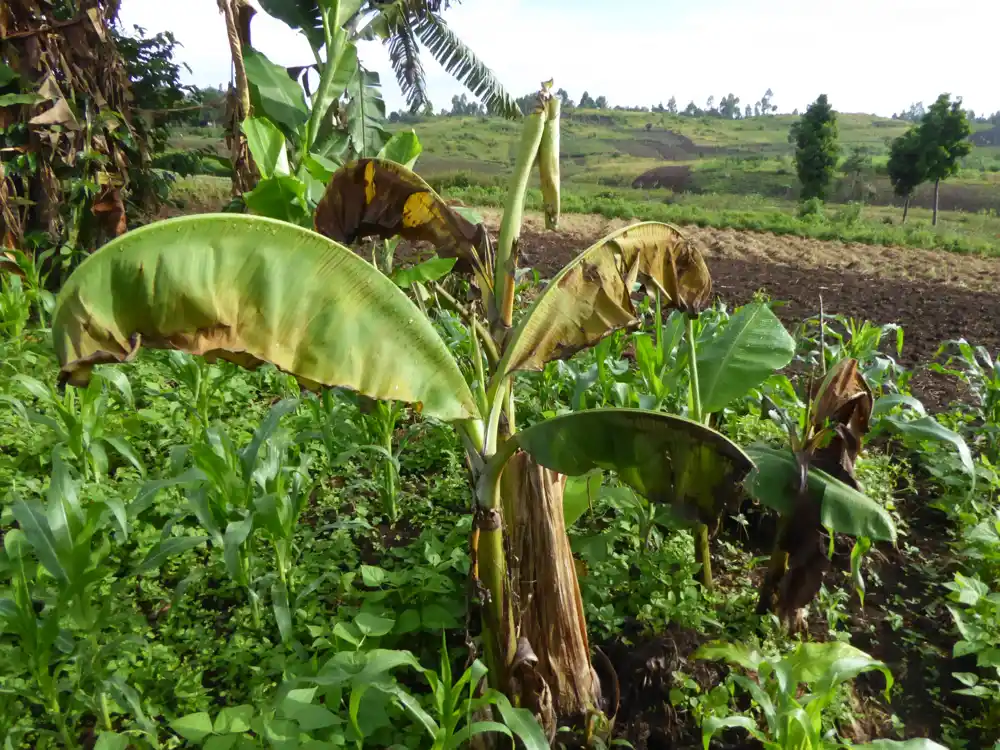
[631,165,692,191]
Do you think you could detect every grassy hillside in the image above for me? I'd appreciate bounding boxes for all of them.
[166,109,1000,256]
[412,110,1000,213]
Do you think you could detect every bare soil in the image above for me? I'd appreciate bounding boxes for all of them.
[476,208,1000,410]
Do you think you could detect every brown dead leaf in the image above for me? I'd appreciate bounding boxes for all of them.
[29,97,80,129]
[314,159,493,289]
[810,358,873,484]
[92,185,126,238]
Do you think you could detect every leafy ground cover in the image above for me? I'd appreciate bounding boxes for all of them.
[3,202,999,749]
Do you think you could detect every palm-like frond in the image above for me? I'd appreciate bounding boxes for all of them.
[385,18,428,114]
[413,11,521,120]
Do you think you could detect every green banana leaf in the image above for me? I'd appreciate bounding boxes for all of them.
[378,130,422,169]
[243,48,310,135]
[697,302,795,414]
[745,444,896,542]
[51,214,479,423]
[497,409,753,526]
[495,222,712,381]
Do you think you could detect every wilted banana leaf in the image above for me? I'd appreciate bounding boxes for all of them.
[697,302,795,414]
[495,222,712,380]
[496,409,752,525]
[745,444,896,542]
[51,214,480,423]
[314,158,492,288]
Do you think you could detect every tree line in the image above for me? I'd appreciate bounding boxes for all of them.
[791,93,972,225]
[392,87,783,119]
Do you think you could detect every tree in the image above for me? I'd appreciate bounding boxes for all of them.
[841,146,873,201]
[900,101,926,122]
[594,95,608,109]
[555,88,573,108]
[719,93,740,119]
[745,104,752,119]
[760,88,775,114]
[917,93,972,225]
[683,100,701,117]
[705,95,715,114]
[790,94,839,201]
[578,91,596,108]
[887,129,926,223]
[1,0,152,259]
[667,96,677,114]
[450,92,483,116]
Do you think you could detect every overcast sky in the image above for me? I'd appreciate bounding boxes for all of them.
[118,0,1000,117]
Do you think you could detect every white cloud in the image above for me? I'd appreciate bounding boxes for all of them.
[117,0,1000,116]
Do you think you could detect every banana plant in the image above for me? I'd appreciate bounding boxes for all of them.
[748,358,897,624]
[237,0,518,224]
[48,86,752,736]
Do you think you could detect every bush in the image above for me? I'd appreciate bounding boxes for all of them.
[797,197,826,219]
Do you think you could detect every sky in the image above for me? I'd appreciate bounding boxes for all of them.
[118,0,1000,118]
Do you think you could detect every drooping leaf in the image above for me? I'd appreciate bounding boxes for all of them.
[413,13,521,120]
[11,498,67,583]
[871,393,927,418]
[777,641,891,691]
[378,129,422,168]
[697,302,795,414]
[876,415,975,493]
[272,580,292,643]
[496,222,712,380]
[244,48,310,135]
[51,214,479,422]
[694,641,766,673]
[498,409,753,526]
[810,357,873,483]
[314,159,491,287]
[745,444,896,542]
[242,117,290,178]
